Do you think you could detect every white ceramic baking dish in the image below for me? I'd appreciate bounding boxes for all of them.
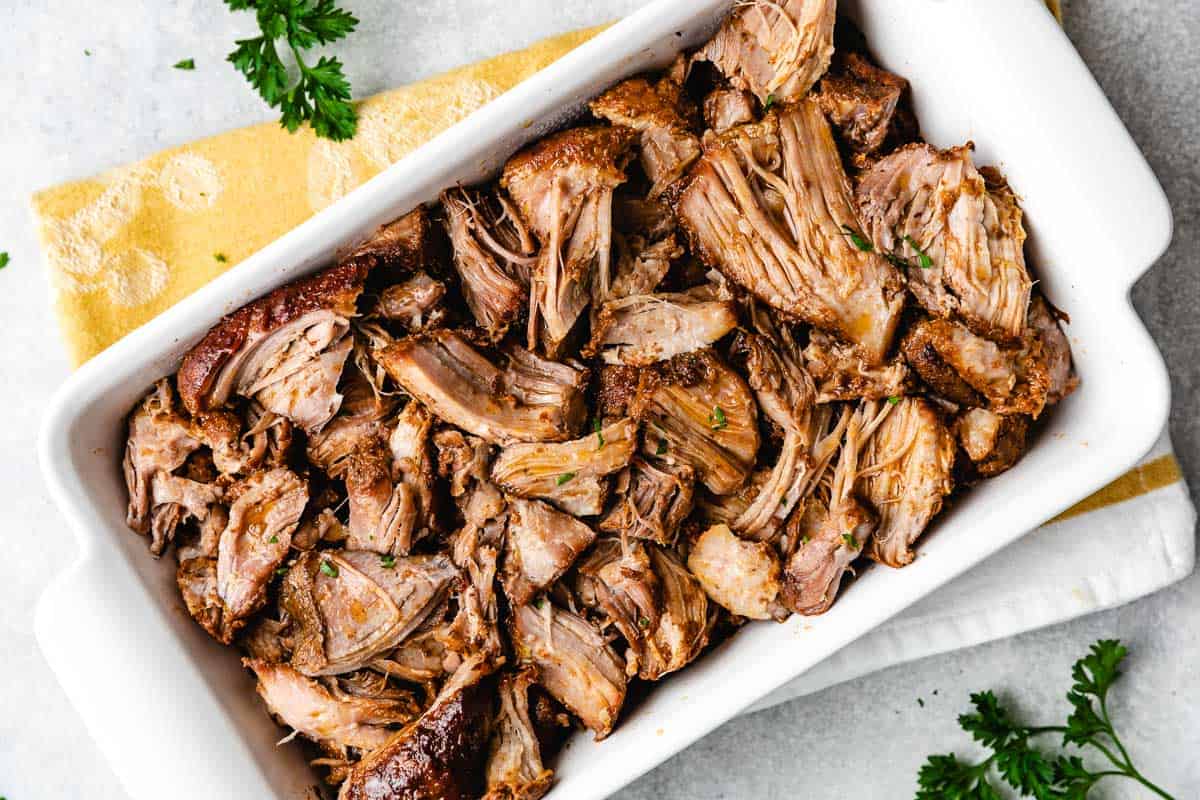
[36,1,1171,798]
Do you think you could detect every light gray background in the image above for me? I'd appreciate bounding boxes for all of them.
[1,1,1196,798]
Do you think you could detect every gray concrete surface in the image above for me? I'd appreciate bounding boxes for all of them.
[0,1,1196,798]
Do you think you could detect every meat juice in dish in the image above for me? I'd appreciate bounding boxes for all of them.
[120,1,1078,796]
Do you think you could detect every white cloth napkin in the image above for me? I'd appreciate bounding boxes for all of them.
[747,432,1196,713]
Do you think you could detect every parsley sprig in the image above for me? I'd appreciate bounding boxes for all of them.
[224,0,359,141]
[916,640,1174,799]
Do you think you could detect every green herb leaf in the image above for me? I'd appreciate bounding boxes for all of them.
[764,93,776,110]
[638,616,650,629]
[887,395,901,405]
[223,0,359,141]
[0,252,9,270]
[379,554,396,569]
[173,58,196,70]
[840,533,859,550]
[556,472,576,486]
[214,252,228,263]
[656,437,668,456]
[533,597,545,609]
[268,534,278,543]
[274,566,289,579]
[800,535,810,547]
[320,559,338,578]
[594,418,605,448]
[903,234,934,268]
[709,405,728,430]
[840,224,873,252]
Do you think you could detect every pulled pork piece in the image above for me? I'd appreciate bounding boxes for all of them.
[282,550,459,676]
[502,497,596,606]
[442,188,534,341]
[376,330,587,444]
[609,234,682,300]
[245,659,416,753]
[124,379,202,547]
[501,125,636,356]
[804,329,909,403]
[376,272,447,332]
[339,655,496,800]
[490,418,637,516]
[702,87,756,133]
[147,473,223,556]
[216,468,307,626]
[687,524,785,620]
[342,206,438,278]
[510,603,626,739]
[177,260,366,432]
[307,368,397,477]
[856,143,1033,342]
[1026,295,1078,407]
[816,52,910,159]
[780,493,876,615]
[484,668,555,800]
[614,194,676,241]
[955,408,1030,478]
[177,556,239,643]
[590,76,701,198]
[856,398,956,567]
[342,402,437,556]
[597,457,695,546]
[639,351,759,495]
[695,0,835,103]
[902,317,1018,408]
[674,101,905,362]
[589,291,738,365]
[572,538,661,677]
[639,544,711,681]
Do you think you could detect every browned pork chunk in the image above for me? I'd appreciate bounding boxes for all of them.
[780,494,875,615]
[590,76,701,198]
[376,331,587,444]
[804,329,909,403]
[572,538,662,674]
[638,352,759,495]
[702,88,756,133]
[375,272,447,332]
[501,497,596,606]
[674,101,905,363]
[696,0,836,104]
[490,418,637,516]
[216,468,307,625]
[589,291,738,366]
[124,379,203,551]
[816,52,910,159]
[856,144,1033,342]
[342,206,439,279]
[639,545,711,681]
[501,125,637,356]
[856,398,956,567]
[687,524,785,620]
[339,656,496,800]
[484,668,555,800]
[597,457,695,545]
[955,408,1030,478]
[307,367,398,477]
[442,187,534,341]
[282,550,459,676]
[610,233,682,299]
[510,603,626,739]
[246,659,418,754]
[177,260,366,432]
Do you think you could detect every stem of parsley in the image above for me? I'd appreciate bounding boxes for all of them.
[916,640,1175,799]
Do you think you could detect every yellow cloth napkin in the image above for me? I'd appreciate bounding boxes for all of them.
[28,15,1180,517]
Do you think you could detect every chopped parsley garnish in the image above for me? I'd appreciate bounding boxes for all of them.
[380,554,396,569]
[903,234,934,268]
[840,224,873,252]
[800,535,811,547]
[274,566,289,578]
[556,472,576,486]
[841,533,859,550]
[764,93,776,111]
[709,405,728,430]
[224,0,360,141]
[214,252,228,263]
[638,616,651,629]
[84,49,92,56]
[887,395,901,405]
[594,418,605,449]
[533,597,545,609]
[0,252,8,270]
[656,437,668,456]
[319,559,338,578]
[268,534,278,543]
[173,58,196,70]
